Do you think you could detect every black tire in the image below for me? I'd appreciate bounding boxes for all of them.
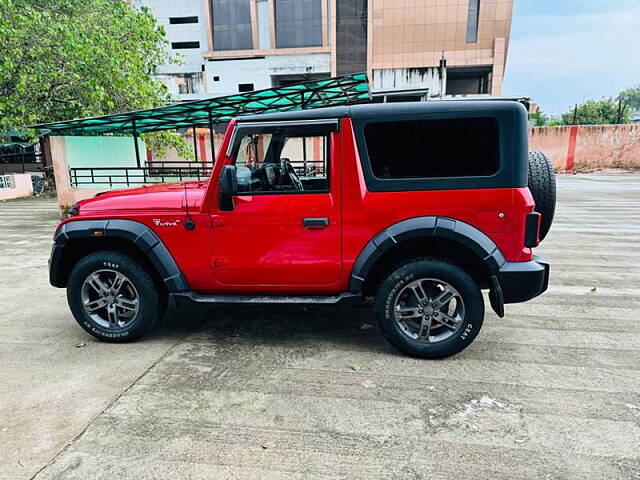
[374,259,484,359]
[67,251,163,342]
[528,151,556,241]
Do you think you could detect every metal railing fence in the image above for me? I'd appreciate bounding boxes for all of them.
[0,174,15,189]
[69,166,213,188]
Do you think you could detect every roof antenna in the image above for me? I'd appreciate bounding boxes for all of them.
[183,183,196,231]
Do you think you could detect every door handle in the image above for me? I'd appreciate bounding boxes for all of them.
[302,217,329,229]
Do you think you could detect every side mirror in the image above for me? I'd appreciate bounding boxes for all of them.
[219,165,237,211]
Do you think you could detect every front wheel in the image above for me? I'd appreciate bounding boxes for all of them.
[375,259,484,359]
[66,251,163,342]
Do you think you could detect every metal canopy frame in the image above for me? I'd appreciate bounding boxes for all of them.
[32,73,370,136]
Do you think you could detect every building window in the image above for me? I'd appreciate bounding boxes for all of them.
[256,0,271,49]
[211,0,253,51]
[466,0,480,43]
[446,66,492,95]
[169,16,199,24]
[336,0,368,76]
[272,73,329,88]
[364,118,500,179]
[171,41,201,49]
[275,0,322,48]
[238,83,255,92]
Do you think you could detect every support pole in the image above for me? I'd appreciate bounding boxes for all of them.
[439,51,447,100]
[192,127,199,162]
[132,121,141,168]
[322,135,327,173]
[208,111,216,164]
[302,137,307,175]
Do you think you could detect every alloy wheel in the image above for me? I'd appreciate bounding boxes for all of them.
[80,269,140,329]
[393,278,465,343]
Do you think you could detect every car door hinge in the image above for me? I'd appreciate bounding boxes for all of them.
[210,216,224,227]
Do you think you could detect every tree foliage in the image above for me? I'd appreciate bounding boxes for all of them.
[529,109,549,127]
[0,0,189,157]
[143,131,195,161]
[618,86,640,115]
[561,98,632,126]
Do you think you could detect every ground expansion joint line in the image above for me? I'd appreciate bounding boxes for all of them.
[28,331,193,479]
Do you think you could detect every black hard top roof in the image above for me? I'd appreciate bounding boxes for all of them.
[237,100,527,123]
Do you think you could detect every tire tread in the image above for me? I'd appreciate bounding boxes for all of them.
[528,151,557,241]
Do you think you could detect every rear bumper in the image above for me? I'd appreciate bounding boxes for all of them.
[496,255,549,304]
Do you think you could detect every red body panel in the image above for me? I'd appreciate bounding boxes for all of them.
[58,117,535,294]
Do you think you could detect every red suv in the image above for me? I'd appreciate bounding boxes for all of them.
[49,101,555,358]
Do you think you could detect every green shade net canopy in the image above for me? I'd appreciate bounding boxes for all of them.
[32,73,371,136]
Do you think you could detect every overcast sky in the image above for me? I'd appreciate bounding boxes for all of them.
[503,0,640,116]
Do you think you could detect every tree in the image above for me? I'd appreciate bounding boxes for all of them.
[617,86,640,121]
[529,109,549,127]
[0,0,190,157]
[561,98,632,126]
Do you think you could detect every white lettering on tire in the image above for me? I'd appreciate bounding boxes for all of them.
[460,323,473,340]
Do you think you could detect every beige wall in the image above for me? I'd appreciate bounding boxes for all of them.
[369,0,512,95]
[0,174,33,201]
[529,125,640,173]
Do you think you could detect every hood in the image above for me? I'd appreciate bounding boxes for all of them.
[75,181,207,214]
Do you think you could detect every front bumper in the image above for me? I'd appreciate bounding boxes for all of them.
[496,255,550,304]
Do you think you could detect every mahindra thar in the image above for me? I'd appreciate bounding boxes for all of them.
[49,101,555,358]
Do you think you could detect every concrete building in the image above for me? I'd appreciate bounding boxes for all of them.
[133,0,512,101]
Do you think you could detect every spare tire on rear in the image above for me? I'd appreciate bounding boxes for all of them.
[527,151,556,241]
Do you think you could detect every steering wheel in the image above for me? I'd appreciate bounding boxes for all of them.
[282,160,304,191]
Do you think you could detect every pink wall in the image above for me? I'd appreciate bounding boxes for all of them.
[0,174,34,201]
[529,124,640,172]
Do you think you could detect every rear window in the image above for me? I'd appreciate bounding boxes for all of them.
[363,117,500,179]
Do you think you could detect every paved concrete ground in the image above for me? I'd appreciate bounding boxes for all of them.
[1,175,639,480]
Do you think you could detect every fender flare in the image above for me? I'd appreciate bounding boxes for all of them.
[348,216,506,294]
[50,219,189,292]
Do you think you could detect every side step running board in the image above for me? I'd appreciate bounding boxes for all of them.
[171,291,363,307]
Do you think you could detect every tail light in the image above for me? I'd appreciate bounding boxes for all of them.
[524,212,541,248]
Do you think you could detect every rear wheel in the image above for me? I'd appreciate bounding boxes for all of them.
[67,251,163,342]
[375,259,484,359]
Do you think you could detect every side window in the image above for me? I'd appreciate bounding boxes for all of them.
[233,131,330,194]
[363,117,500,179]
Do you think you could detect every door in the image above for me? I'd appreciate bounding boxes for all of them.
[211,120,342,289]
